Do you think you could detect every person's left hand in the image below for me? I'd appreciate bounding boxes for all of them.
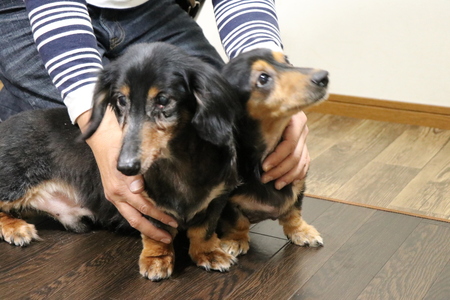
[261,111,310,190]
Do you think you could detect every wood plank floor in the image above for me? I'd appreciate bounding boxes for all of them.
[305,112,450,221]
[1,197,449,299]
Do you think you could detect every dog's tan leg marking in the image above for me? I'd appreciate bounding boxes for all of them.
[139,234,176,281]
[220,213,251,257]
[279,208,323,247]
[187,226,237,272]
[0,212,40,246]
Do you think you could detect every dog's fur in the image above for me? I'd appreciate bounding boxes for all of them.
[218,49,328,256]
[0,42,239,281]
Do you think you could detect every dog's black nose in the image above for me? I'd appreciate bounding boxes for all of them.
[311,70,329,87]
[117,159,141,176]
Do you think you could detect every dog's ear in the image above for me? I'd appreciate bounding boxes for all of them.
[188,64,238,147]
[81,67,116,140]
[220,55,254,102]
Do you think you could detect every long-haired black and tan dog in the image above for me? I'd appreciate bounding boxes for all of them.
[218,49,328,256]
[0,42,239,281]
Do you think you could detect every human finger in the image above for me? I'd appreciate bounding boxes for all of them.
[113,199,173,244]
[272,143,310,190]
[262,111,307,173]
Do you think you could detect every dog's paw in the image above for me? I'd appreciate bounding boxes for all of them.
[0,218,41,247]
[192,248,237,272]
[287,224,323,247]
[220,237,250,257]
[139,254,175,281]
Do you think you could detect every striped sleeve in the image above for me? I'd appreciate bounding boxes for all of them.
[212,0,283,59]
[25,0,102,123]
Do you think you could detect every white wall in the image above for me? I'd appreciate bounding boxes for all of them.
[197,0,450,108]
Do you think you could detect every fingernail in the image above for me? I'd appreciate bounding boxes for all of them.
[276,181,287,190]
[160,238,171,244]
[130,179,144,193]
[262,164,273,172]
[261,176,273,184]
[169,221,178,228]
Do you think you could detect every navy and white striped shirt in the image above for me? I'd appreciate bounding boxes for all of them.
[25,0,283,123]
[213,0,282,58]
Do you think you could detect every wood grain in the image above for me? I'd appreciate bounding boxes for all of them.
[292,211,421,300]
[357,222,450,300]
[1,229,119,299]
[306,113,363,140]
[26,234,141,299]
[306,134,336,160]
[374,127,450,169]
[225,203,375,300]
[306,112,450,220]
[306,118,408,197]
[388,140,450,218]
[332,161,420,207]
[423,259,450,300]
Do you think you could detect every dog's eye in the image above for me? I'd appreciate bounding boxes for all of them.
[156,94,170,107]
[256,73,272,87]
[117,94,127,107]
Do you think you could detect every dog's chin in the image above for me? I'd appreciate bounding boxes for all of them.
[312,91,329,105]
[304,90,329,108]
[287,92,329,113]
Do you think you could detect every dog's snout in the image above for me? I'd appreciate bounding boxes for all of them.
[117,159,141,176]
[311,70,329,88]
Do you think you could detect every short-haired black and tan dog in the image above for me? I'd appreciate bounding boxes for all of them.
[0,42,239,281]
[218,49,328,256]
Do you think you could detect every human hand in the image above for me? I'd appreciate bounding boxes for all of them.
[261,111,310,190]
[77,108,178,244]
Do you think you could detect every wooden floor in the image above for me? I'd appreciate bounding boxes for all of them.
[306,112,450,221]
[1,197,449,299]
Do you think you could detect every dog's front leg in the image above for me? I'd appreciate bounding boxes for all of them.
[279,207,323,247]
[187,225,237,272]
[218,203,251,257]
[139,228,177,281]
[0,212,41,246]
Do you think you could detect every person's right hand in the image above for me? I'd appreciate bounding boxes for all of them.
[77,108,178,244]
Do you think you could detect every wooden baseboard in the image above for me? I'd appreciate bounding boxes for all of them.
[306,94,450,130]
